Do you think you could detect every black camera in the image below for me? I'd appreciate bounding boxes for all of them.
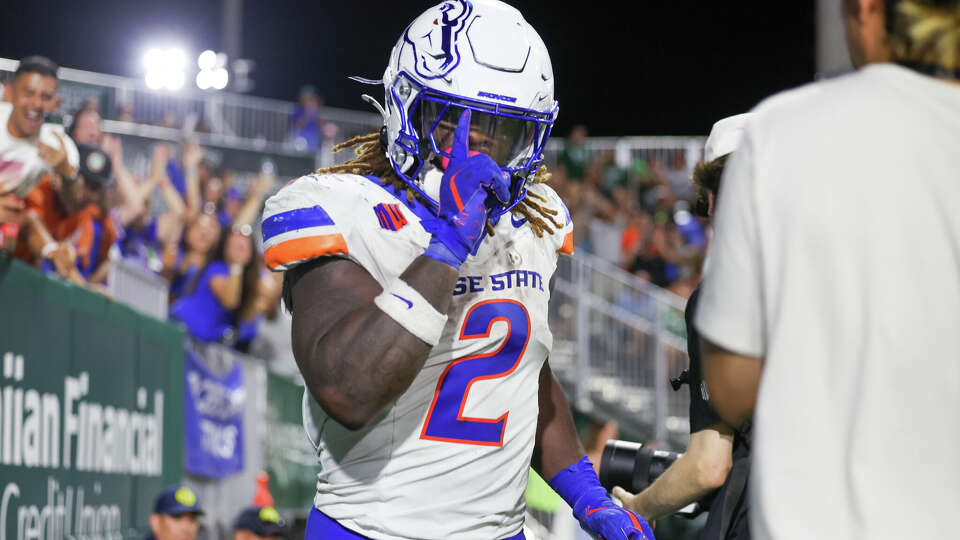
[599,439,703,518]
[599,439,680,494]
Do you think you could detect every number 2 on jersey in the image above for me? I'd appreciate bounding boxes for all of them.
[420,299,530,446]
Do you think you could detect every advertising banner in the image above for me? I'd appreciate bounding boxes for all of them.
[182,346,266,538]
[184,347,244,479]
[0,256,184,540]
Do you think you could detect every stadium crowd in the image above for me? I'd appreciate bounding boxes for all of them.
[0,55,708,360]
[0,55,287,354]
[551,125,708,301]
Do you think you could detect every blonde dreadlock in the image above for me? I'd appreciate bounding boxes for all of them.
[317,132,565,237]
[890,0,960,76]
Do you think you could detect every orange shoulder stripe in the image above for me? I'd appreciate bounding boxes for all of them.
[264,233,348,270]
[557,231,574,255]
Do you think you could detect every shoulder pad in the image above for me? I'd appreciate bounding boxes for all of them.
[261,173,433,272]
[260,174,351,271]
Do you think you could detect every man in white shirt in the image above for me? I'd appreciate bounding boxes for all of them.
[0,55,78,248]
[695,0,960,538]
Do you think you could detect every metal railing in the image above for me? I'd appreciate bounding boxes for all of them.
[108,256,170,320]
[549,251,692,449]
[544,136,706,172]
[1,57,704,177]
[0,57,382,150]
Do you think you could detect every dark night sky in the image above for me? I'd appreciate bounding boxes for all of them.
[0,1,815,136]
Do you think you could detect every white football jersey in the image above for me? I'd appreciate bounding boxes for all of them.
[261,173,573,540]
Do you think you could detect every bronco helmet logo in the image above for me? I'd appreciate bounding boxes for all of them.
[403,0,473,80]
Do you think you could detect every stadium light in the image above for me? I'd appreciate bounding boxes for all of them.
[196,70,213,90]
[211,68,229,90]
[197,49,217,70]
[196,50,229,91]
[143,47,187,91]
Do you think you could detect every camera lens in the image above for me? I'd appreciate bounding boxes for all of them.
[599,439,644,492]
[600,439,684,493]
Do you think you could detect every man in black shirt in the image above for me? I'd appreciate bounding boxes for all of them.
[684,287,752,539]
[614,115,753,539]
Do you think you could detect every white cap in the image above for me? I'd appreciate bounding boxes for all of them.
[703,113,753,162]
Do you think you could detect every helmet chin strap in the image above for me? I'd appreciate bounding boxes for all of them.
[418,164,443,205]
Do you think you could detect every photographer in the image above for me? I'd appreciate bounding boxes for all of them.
[613,115,752,539]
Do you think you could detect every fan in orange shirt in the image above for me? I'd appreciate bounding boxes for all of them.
[15,143,117,288]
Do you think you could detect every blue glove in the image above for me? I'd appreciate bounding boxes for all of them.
[549,456,655,540]
[421,109,511,268]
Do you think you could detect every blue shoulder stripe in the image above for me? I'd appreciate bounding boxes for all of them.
[262,206,335,243]
[560,199,572,225]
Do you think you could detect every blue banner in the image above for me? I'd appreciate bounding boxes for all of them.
[184,347,245,478]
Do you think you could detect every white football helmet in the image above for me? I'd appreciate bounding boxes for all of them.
[379,0,558,213]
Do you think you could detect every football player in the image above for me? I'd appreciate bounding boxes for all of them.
[261,1,654,539]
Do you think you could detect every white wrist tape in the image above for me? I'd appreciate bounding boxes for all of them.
[374,279,448,347]
[41,242,58,258]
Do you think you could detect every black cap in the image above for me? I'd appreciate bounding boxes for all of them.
[153,486,204,516]
[76,143,113,188]
[234,507,285,538]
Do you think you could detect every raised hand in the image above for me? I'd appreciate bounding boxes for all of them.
[182,142,203,170]
[225,231,253,267]
[439,109,511,210]
[149,143,172,183]
[37,131,75,179]
[422,109,511,268]
[249,171,275,200]
[102,134,125,168]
